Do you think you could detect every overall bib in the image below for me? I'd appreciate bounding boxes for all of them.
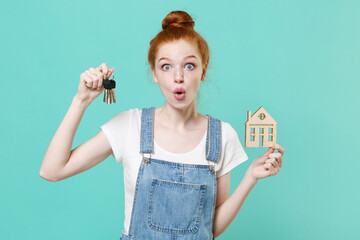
[120,107,221,240]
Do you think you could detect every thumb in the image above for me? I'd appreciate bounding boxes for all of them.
[264,145,275,156]
[107,67,115,78]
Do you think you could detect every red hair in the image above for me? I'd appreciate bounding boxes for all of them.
[147,11,210,76]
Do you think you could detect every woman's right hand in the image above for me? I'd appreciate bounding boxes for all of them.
[76,63,115,104]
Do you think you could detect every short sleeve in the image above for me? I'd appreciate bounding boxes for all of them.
[100,109,137,163]
[216,122,248,178]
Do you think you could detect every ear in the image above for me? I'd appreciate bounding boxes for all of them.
[151,68,158,83]
[201,64,207,81]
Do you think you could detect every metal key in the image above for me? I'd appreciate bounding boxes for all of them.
[103,75,116,104]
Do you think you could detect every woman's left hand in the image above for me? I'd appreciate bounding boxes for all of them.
[246,143,285,181]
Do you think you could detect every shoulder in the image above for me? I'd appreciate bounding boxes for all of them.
[109,108,142,122]
[219,121,241,148]
[220,121,238,138]
[113,107,141,119]
[205,115,239,142]
[205,115,240,146]
[101,107,143,129]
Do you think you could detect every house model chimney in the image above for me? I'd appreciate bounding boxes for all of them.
[247,111,251,121]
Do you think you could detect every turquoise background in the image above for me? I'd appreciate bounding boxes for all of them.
[1,0,359,239]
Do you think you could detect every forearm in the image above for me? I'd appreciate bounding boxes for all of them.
[39,94,91,180]
[213,170,258,238]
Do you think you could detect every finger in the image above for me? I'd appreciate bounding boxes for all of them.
[82,75,93,88]
[97,79,104,90]
[89,68,104,88]
[265,146,275,157]
[95,66,106,83]
[89,68,102,79]
[268,153,281,158]
[272,156,282,168]
[271,158,279,168]
[105,67,114,79]
[89,68,104,90]
[95,66,105,81]
[89,67,102,75]
[264,161,274,170]
[266,158,279,169]
[266,158,278,168]
[271,158,280,173]
[272,144,285,156]
[264,162,278,176]
[98,63,108,80]
[264,163,275,176]
[91,68,104,90]
[85,70,98,88]
[107,67,114,78]
[86,69,97,79]
[269,153,282,166]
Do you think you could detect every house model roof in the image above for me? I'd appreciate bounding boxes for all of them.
[245,106,278,125]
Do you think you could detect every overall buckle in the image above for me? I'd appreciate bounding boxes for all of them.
[142,153,151,164]
[209,165,215,174]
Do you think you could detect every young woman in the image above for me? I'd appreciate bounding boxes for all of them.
[40,10,285,240]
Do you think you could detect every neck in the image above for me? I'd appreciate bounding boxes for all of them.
[157,100,200,130]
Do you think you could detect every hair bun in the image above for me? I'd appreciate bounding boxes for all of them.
[162,10,195,30]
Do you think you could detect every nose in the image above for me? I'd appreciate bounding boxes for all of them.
[174,67,184,83]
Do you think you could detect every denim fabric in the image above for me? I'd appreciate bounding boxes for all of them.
[205,112,222,163]
[139,107,155,154]
[121,107,221,240]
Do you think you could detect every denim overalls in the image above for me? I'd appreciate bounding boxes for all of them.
[120,106,221,240]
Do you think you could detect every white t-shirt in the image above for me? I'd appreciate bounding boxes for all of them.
[100,108,248,235]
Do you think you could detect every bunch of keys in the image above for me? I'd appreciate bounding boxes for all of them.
[103,75,116,104]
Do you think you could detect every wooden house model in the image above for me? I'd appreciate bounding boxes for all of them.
[245,106,277,147]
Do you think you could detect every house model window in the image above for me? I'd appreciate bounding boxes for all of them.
[245,106,277,147]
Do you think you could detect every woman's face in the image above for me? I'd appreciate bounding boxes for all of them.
[152,39,206,109]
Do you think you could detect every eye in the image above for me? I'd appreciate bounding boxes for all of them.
[161,64,171,70]
[185,63,195,70]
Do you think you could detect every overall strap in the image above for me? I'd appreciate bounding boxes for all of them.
[205,115,222,163]
[139,107,155,154]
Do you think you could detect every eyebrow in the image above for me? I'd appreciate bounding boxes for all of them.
[158,55,197,62]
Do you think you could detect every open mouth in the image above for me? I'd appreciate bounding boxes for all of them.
[173,89,185,100]
[173,88,185,94]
